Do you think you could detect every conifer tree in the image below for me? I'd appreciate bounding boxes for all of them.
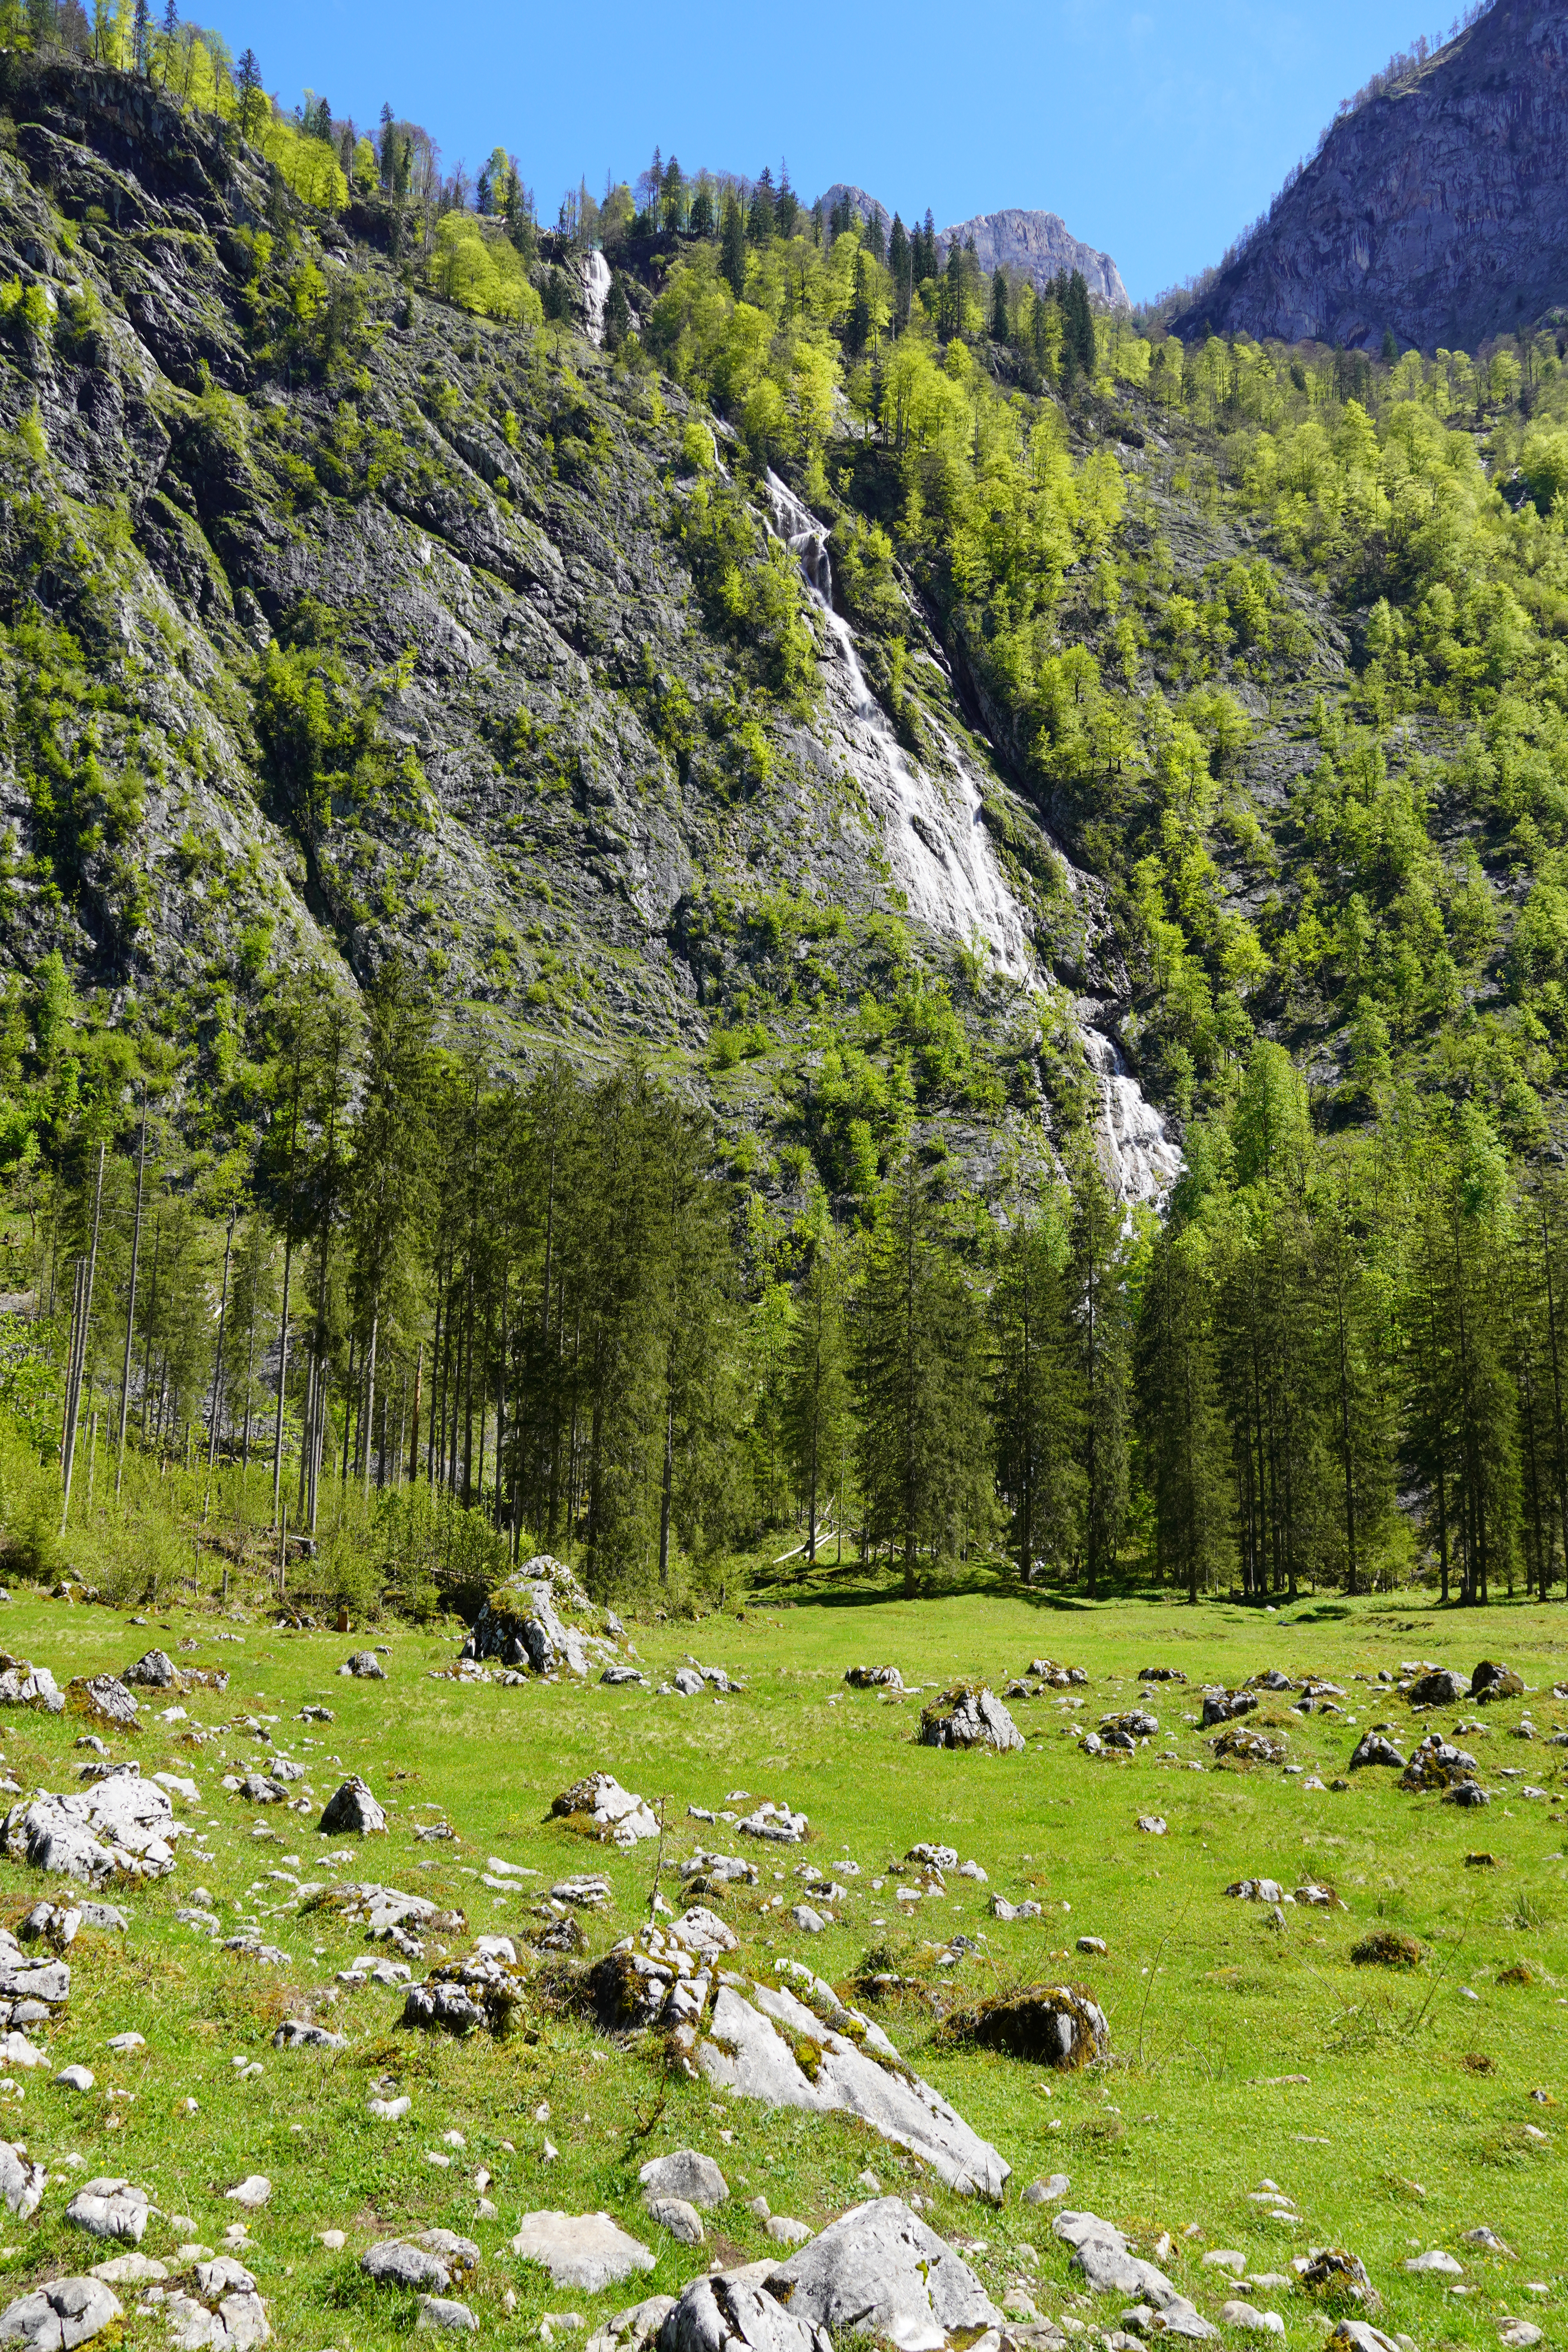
[853,1154,989,1596]
[991,1198,1082,1584]
[720,191,746,297]
[783,1198,851,1567]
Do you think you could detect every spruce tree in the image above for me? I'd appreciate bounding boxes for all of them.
[720,191,746,298]
[853,1154,989,1596]
[991,1200,1083,1584]
[783,1201,851,1568]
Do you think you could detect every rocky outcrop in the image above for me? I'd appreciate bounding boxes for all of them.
[1174,3,1568,350]
[938,211,1128,309]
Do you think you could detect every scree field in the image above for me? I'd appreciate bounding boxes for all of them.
[0,1579,1561,2352]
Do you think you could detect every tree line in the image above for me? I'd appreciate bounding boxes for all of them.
[13,950,1568,1610]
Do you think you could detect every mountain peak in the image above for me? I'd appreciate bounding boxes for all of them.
[1173,0,1566,350]
[937,209,1128,310]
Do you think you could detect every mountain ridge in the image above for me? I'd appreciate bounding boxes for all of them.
[1172,0,1568,351]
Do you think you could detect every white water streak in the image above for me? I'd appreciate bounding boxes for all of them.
[763,470,1180,1206]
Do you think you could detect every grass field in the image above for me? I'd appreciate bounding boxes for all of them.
[0,1569,1561,2352]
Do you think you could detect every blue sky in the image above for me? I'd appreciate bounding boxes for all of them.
[227,0,1464,301]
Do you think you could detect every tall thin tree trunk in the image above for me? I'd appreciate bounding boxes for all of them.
[361,1308,378,1501]
[116,1096,147,1497]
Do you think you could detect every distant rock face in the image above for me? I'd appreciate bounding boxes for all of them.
[816,183,890,234]
[1174,3,1568,351]
[937,210,1128,310]
[814,186,1128,311]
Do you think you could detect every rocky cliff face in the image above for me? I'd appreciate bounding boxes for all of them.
[937,210,1128,310]
[0,55,1182,1194]
[1174,0,1568,352]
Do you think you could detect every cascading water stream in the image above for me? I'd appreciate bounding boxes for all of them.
[762,469,1181,1206]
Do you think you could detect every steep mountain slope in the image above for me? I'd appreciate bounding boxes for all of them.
[0,53,1172,1197]
[937,209,1127,310]
[1173,0,1568,351]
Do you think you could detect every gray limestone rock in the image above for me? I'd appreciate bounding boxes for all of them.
[918,1688,1023,1753]
[657,2275,828,2352]
[362,2233,480,2293]
[511,2212,655,2294]
[764,2195,1002,2348]
[646,2198,704,2245]
[271,2019,347,2051]
[0,1662,64,1716]
[0,2278,122,2350]
[638,2150,729,2210]
[695,1978,1009,2200]
[416,2299,479,2333]
[122,1651,178,1689]
[0,2143,44,2219]
[318,1779,387,1835]
[64,2179,150,2243]
[341,1653,386,1680]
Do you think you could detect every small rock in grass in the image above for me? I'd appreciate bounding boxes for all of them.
[103,2035,143,2055]
[363,2233,481,2293]
[646,2198,704,2245]
[223,2177,270,2210]
[272,2020,345,2051]
[1499,2325,1544,2349]
[638,2152,728,2210]
[1461,2227,1515,2254]
[1404,2250,1463,2276]
[765,2216,812,2248]
[1216,2303,1284,2336]
[88,2254,166,2285]
[1135,1817,1166,1836]
[1022,2177,1070,2206]
[319,2231,345,2251]
[53,2067,94,2094]
[318,1777,386,1836]
[340,1653,386,1680]
[368,2096,412,2121]
[1075,1937,1106,1956]
[65,2179,150,2243]
[1201,2252,1246,2275]
[417,2297,479,2333]
[511,2213,654,2294]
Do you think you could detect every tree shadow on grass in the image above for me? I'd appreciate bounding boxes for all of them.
[746,1554,1099,1612]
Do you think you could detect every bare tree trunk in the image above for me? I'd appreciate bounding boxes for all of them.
[116,1100,147,1497]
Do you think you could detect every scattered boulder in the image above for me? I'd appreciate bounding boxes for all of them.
[1350,1930,1423,1969]
[584,2292,676,2352]
[845,1668,904,1692]
[1210,1726,1285,1766]
[223,2177,270,2210]
[1201,1690,1258,1728]
[1053,2213,1215,2337]
[416,2297,478,2335]
[737,1803,809,1845]
[66,1678,139,1732]
[1216,2302,1285,2337]
[646,2198,704,2245]
[1134,1817,1166,1836]
[1248,1669,1296,1692]
[1293,2249,1381,2314]
[0,2143,44,2219]
[0,2276,121,2349]
[989,1897,1042,1922]
[461,1559,617,1679]
[1323,2327,1399,2352]
[1099,1711,1158,1741]
[272,2019,346,2051]
[906,1844,957,1872]
[1028,1661,1087,1686]
[694,1971,1009,2198]
[2,1774,178,1883]
[1406,1668,1468,1708]
[1403,2250,1462,2276]
[764,2194,1002,2350]
[940,1985,1108,2071]
[1472,1661,1524,1703]
[64,2179,150,2244]
[121,1651,178,1690]
[639,2151,728,2210]
[656,2274,826,2352]
[552,1775,659,1847]
[1348,1733,1405,1771]
[1401,1734,1481,1797]
[601,1667,647,1688]
[162,2256,269,2348]
[339,1652,385,1681]
[1136,1667,1185,1683]
[0,1661,64,1716]
[362,2233,480,2294]
[318,1779,387,1836]
[511,2212,655,2294]
[918,1687,1024,1753]
[404,1951,524,2037]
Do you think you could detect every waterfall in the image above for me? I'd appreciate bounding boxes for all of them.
[762,469,1181,1207]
